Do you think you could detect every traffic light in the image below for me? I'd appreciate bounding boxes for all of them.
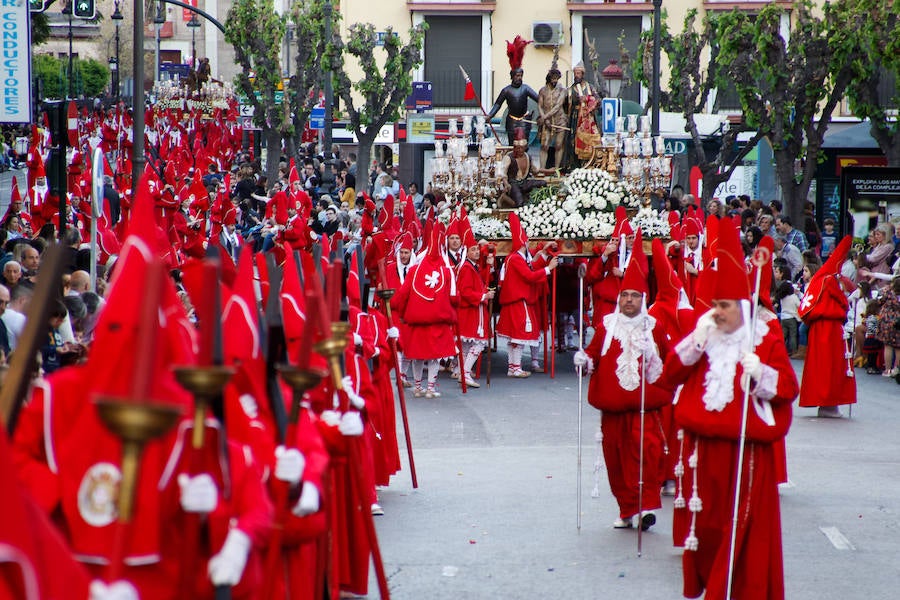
[73,0,95,19]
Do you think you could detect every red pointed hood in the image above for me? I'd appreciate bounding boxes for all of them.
[620,229,648,295]
[713,219,750,301]
[750,235,775,311]
[508,211,528,253]
[612,205,633,238]
[651,237,684,304]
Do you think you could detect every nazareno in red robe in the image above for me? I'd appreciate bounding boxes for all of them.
[798,272,857,408]
[584,313,673,520]
[662,315,798,600]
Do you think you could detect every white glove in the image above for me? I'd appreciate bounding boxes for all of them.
[338,411,364,436]
[387,326,400,339]
[353,332,363,346]
[692,311,717,348]
[178,473,218,514]
[741,352,763,382]
[342,376,365,409]
[292,482,321,517]
[89,580,140,600]
[573,349,593,372]
[238,393,258,419]
[208,528,251,586]
[274,445,305,485]
[320,410,341,427]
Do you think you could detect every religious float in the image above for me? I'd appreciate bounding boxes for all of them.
[431,114,675,255]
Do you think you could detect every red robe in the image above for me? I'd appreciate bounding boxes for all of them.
[457,258,491,340]
[798,273,856,408]
[584,313,672,519]
[496,250,549,344]
[583,251,624,325]
[663,317,798,600]
[352,308,401,486]
[391,258,458,360]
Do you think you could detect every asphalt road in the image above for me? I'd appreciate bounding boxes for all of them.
[371,348,900,599]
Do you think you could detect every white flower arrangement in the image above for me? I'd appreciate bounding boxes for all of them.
[562,168,640,210]
[470,216,510,239]
[512,197,617,240]
[630,208,671,239]
[437,207,453,225]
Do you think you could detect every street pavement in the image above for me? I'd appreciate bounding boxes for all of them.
[371,347,900,599]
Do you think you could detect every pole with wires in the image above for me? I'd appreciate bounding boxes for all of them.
[725,246,769,599]
[576,273,585,532]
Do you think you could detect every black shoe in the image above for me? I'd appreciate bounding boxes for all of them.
[640,512,656,531]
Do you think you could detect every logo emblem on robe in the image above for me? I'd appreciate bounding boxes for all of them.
[77,462,121,527]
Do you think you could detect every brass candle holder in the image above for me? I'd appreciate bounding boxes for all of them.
[173,365,235,450]
[94,399,183,522]
[314,322,351,393]
[277,365,327,423]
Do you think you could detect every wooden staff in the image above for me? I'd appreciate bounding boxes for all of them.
[317,323,391,600]
[1,245,65,433]
[375,286,419,489]
[376,259,418,487]
[576,275,584,532]
[485,290,494,387]
[550,265,558,379]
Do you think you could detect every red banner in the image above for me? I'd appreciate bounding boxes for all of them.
[182,0,197,22]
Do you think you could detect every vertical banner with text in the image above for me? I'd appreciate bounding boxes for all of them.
[1,0,33,124]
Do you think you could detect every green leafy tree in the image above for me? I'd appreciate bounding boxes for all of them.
[716,0,859,223]
[32,54,66,99]
[839,0,900,165]
[78,58,110,97]
[31,12,51,46]
[285,0,329,160]
[636,10,764,202]
[225,0,287,184]
[326,22,426,192]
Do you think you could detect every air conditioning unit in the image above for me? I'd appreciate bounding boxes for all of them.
[532,21,563,47]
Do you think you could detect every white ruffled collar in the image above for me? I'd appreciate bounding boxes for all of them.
[701,316,769,412]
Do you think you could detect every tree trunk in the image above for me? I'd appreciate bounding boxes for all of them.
[264,127,283,190]
[355,132,375,194]
[699,166,731,203]
[773,157,806,226]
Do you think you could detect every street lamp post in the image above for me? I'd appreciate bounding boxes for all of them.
[111,1,123,102]
[186,13,201,70]
[154,0,165,84]
[64,0,73,98]
[601,58,624,99]
[651,0,662,137]
[323,0,333,161]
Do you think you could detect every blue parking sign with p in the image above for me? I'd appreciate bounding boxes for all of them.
[601,98,620,134]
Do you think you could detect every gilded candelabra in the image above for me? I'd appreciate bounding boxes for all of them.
[430,116,506,208]
[595,114,672,206]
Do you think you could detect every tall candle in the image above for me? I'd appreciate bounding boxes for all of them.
[198,260,217,366]
[325,261,343,323]
[131,261,165,399]
[297,290,316,369]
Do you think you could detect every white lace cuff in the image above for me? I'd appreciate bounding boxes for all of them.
[675,335,704,366]
[750,364,779,401]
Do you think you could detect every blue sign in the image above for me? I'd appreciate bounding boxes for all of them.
[601,98,620,134]
[405,82,433,113]
[309,106,326,130]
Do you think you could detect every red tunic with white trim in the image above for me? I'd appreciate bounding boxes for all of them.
[496,250,549,344]
[798,273,856,408]
[662,316,798,600]
[457,259,491,341]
